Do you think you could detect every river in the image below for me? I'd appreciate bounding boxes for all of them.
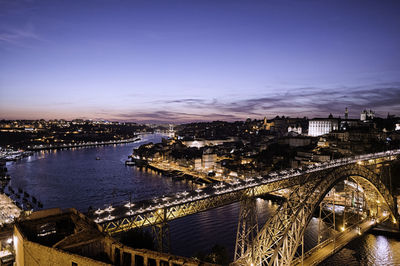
[5,134,400,264]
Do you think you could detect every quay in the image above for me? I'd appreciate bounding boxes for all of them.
[129,157,216,184]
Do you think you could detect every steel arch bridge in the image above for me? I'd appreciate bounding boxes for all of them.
[234,163,398,266]
[89,149,400,263]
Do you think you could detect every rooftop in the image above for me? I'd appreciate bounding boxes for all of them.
[16,208,111,264]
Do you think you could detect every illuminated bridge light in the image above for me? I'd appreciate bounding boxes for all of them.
[95,208,104,215]
[94,217,103,223]
[213,183,225,189]
[124,202,135,208]
[106,215,115,221]
[231,180,240,186]
[106,205,114,212]
[126,210,135,216]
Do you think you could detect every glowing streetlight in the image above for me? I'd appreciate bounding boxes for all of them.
[124,202,135,208]
[95,208,104,215]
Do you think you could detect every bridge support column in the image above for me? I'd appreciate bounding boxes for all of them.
[152,222,171,253]
[234,196,258,262]
[318,188,337,246]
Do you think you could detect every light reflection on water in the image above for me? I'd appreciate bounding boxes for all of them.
[5,136,400,264]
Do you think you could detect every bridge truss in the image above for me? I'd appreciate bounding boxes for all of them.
[235,163,399,265]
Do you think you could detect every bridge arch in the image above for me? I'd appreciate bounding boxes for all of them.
[243,164,398,266]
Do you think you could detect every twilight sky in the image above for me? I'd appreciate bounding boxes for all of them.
[1,0,400,123]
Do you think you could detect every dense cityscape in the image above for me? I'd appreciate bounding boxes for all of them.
[2,0,400,265]
[1,110,400,265]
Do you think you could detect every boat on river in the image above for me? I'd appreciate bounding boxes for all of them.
[125,160,135,166]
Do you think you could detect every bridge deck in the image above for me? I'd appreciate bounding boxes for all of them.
[295,216,388,266]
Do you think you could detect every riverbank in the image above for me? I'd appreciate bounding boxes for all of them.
[0,138,141,162]
[0,150,34,162]
[27,137,141,151]
[144,162,213,185]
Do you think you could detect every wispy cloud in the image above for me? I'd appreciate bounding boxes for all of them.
[0,22,41,47]
[215,84,400,118]
[114,110,241,123]
[113,83,400,123]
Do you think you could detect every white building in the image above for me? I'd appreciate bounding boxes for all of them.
[308,119,339,137]
[288,125,302,135]
[360,109,375,121]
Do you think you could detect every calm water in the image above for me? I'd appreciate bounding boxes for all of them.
[5,134,400,264]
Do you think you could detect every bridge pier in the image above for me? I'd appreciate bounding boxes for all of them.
[317,189,336,246]
[152,222,171,253]
[234,195,258,262]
